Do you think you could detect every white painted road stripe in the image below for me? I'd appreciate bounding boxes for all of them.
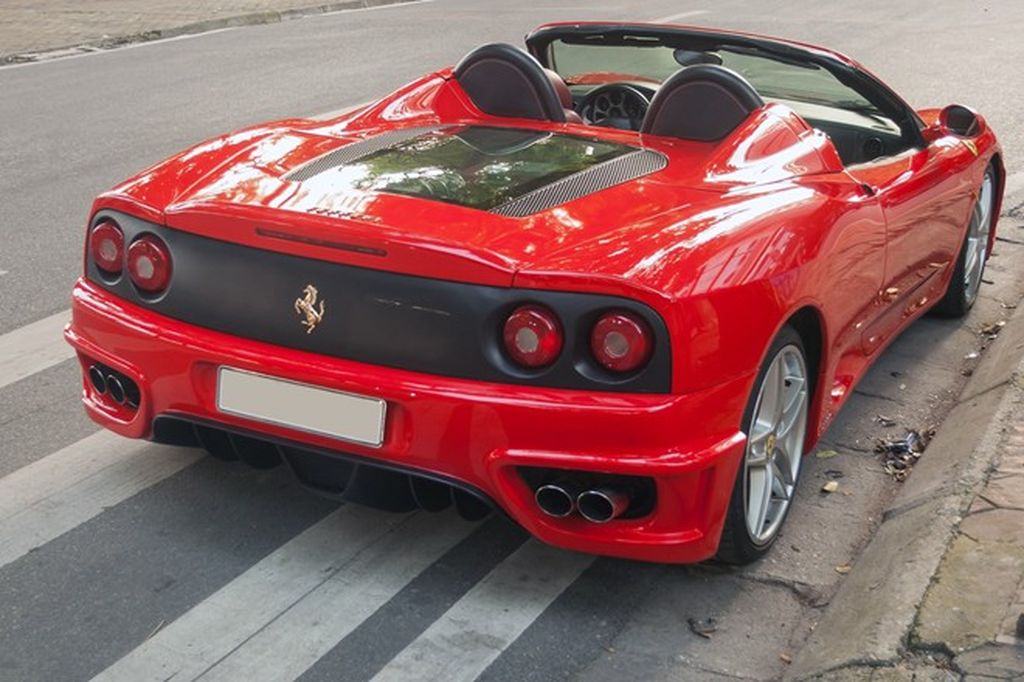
[371,541,595,682]
[0,310,74,390]
[0,431,201,569]
[95,505,412,681]
[173,511,475,682]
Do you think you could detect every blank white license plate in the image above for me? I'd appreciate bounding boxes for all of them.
[216,367,386,447]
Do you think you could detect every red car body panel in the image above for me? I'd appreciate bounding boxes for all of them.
[66,22,1004,563]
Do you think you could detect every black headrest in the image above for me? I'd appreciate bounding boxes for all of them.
[641,65,764,141]
[454,43,567,123]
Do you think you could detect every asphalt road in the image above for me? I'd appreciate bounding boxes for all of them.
[1,1,1023,680]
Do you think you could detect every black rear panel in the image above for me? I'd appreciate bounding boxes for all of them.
[89,211,671,393]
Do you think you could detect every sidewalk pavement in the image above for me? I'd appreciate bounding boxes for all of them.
[791,196,1024,681]
[912,415,1024,679]
[0,0,411,62]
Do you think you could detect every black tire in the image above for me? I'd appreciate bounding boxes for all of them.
[716,326,808,565]
[932,165,997,318]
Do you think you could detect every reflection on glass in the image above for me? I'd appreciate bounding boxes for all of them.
[299,126,636,210]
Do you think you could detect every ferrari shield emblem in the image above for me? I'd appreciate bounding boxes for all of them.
[963,139,979,157]
[294,284,325,334]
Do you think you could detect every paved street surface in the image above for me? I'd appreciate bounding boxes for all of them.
[1,1,1023,680]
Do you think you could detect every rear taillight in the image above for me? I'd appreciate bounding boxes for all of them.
[90,220,124,274]
[591,311,653,372]
[503,305,563,368]
[127,235,172,294]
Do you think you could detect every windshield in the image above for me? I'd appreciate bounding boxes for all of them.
[549,40,876,112]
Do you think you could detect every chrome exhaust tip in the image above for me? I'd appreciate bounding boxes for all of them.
[577,488,630,523]
[88,365,107,395]
[107,374,126,404]
[535,483,579,518]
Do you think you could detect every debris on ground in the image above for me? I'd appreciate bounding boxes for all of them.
[978,319,1006,341]
[875,429,934,481]
[687,616,717,639]
[1001,301,1018,310]
[964,351,980,375]
[835,564,852,574]
[874,414,898,427]
[815,449,838,459]
[824,469,844,479]
[821,480,839,493]
[890,370,904,378]
[779,653,793,664]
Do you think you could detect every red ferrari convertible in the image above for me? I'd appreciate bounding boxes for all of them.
[66,22,1003,564]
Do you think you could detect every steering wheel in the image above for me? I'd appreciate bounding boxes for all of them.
[579,84,652,130]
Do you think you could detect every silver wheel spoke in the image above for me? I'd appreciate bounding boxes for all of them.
[777,377,806,439]
[770,462,790,502]
[749,466,772,536]
[773,456,794,489]
[754,360,783,435]
[746,448,770,467]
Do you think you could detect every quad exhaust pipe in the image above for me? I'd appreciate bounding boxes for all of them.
[106,374,126,404]
[87,363,139,408]
[87,365,107,395]
[535,482,631,523]
[534,482,583,518]
[576,488,630,523]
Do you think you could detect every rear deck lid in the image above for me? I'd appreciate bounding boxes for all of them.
[282,124,667,217]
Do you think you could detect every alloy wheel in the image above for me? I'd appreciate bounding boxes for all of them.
[742,345,809,544]
[964,170,995,306]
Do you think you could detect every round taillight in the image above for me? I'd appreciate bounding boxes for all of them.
[503,305,563,368]
[591,311,653,372]
[90,221,124,274]
[127,235,172,294]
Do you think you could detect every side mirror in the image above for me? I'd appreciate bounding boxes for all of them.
[923,104,981,142]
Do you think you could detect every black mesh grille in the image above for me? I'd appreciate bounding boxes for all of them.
[285,126,443,182]
[492,149,668,217]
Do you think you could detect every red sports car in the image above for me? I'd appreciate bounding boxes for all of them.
[66,22,1003,564]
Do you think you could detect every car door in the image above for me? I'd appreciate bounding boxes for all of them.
[846,141,974,353]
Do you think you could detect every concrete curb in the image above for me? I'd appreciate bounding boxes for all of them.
[786,300,1024,679]
[1,0,418,64]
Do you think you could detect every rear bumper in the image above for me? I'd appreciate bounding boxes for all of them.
[66,279,751,563]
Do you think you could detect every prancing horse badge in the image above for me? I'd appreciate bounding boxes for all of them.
[294,284,325,334]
